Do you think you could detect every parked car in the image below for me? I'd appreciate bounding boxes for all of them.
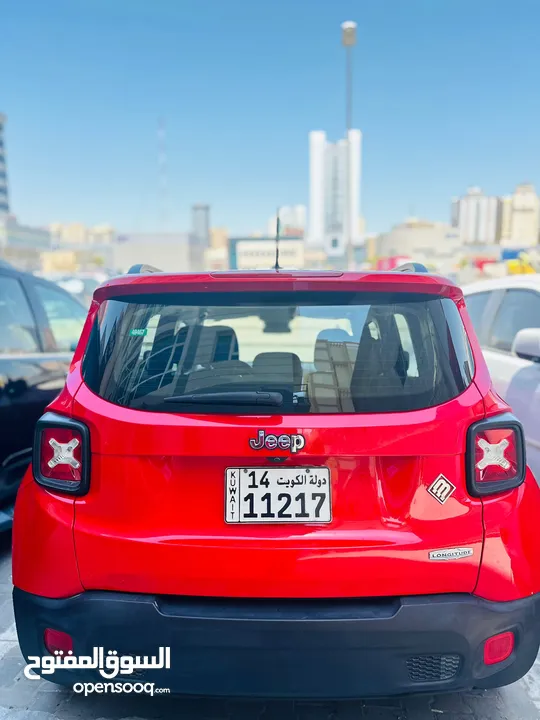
[39,271,108,308]
[12,265,540,698]
[56,272,109,308]
[0,263,86,529]
[463,275,540,481]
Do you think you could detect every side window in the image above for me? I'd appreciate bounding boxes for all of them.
[34,283,87,352]
[0,276,39,353]
[488,290,540,353]
[464,292,492,336]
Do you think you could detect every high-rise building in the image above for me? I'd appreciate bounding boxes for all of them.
[0,113,9,215]
[451,187,501,244]
[308,130,362,257]
[191,204,210,247]
[508,183,540,247]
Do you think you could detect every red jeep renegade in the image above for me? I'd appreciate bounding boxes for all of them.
[12,265,540,698]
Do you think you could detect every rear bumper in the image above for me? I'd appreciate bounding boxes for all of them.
[13,588,540,699]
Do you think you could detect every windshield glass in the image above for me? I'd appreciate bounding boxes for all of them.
[83,291,473,414]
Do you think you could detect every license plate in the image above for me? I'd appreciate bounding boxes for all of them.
[225,467,331,524]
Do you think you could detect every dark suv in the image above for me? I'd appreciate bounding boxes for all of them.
[0,262,86,528]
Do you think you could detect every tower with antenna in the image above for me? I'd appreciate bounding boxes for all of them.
[0,113,9,215]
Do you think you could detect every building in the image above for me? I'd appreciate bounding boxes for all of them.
[365,233,378,263]
[451,187,501,244]
[308,129,362,259]
[507,183,540,248]
[0,114,9,215]
[500,196,513,245]
[204,228,230,270]
[191,204,210,247]
[50,222,116,246]
[112,232,204,274]
[88,224,116,245]
[0,215,51,271]
[209,227,228,250]
[375,218,461,273]
[267,205,307,237]
[50,222,86,245]
[204,246,229,271]
[229,236,304,270]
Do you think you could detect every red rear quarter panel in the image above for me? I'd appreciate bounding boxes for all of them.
[12,472,81,597]
[475,466,540,601]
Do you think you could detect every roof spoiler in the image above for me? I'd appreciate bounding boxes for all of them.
[394,262,429,273]
[127,264,163,275]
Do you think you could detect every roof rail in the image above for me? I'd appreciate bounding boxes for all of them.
[394,262,429,273]
[127,264,163,275]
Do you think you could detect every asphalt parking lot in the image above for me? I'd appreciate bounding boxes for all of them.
[1,533,540,720]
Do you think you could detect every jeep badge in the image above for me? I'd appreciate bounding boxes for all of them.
[249,430,305,453]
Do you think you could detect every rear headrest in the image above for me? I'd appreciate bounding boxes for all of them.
[314,329,357,372]
[189,325,239,368]
[146,323,240,376]
[316,329,353,343]
[146,315,186,377]
[252,352,303,391]
[351,315,409,397]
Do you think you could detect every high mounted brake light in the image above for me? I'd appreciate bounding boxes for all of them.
[33,412,90,496]
[466,413,526,497]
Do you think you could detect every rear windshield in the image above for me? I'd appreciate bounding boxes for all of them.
[82,291,474,414]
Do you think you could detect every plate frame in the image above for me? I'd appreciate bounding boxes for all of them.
[224,466,332,525]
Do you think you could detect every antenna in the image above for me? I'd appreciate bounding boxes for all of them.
[274,207,281,270]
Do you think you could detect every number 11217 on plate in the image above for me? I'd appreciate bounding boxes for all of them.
[225,467,331,524]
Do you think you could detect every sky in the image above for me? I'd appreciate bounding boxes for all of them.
[2,0,540,236]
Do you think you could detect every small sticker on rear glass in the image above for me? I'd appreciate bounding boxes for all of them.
[129,328,148,337]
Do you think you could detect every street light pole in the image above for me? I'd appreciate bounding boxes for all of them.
[341,21,357,271]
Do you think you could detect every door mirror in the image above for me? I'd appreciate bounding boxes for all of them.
[512,328,540,362]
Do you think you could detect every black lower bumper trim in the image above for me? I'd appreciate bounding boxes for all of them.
[13,588,540,698]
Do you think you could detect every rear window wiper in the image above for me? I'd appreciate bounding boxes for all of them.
[163,391,283,407]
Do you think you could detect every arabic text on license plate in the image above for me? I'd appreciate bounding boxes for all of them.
[225,467,331,524]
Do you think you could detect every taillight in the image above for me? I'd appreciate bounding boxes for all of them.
[40,427,83,483]
[467,413,526,497]
[33,412,90,495]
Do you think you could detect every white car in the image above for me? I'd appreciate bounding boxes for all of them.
[463,274,540,480]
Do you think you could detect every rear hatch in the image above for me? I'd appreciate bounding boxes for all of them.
[72,273,485,598]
